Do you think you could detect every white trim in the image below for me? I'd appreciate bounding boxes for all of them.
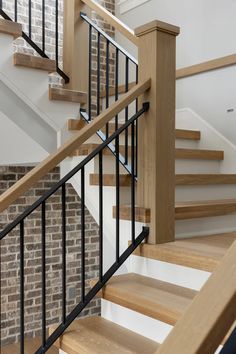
[118,0,150,14]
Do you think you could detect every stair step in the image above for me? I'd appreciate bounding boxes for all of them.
[91,173,236,187]
[67,119,201,140]
[90,173,132,186]
[95,273,197,325]
[13,53,56,72]
[176,174,236,185]
[133,232,236,272]
[72,144,224,161]
[115,199,236,222]
[2,337,57,354]
[51,317,159,354]
[176,199,236,219]
[49,87,87,104]
[0,18,22,39]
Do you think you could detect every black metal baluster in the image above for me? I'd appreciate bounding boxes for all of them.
[88,25,92,121]
[14,0,17,22]
[55,0,59,67]
[131,122,136,244]
[81,167,85,302]
[105,40,110,138]
[135,65,139,177]
[99,151,103,281]
[61,184,66,323]
[97,32,101,117]
[42,0,45,52]
[28,0,32,38]
[116,136,120,262]
[41,201,46,347]
[125,57,129,164]
[115,48,119,130]
[20,220,25,354]
[0,0,2,10]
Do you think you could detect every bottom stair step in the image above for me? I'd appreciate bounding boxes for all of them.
[52,317,159,354]
[94,273,197,325]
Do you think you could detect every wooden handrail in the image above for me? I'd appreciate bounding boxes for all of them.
[0,79,151,213]
[81,0,139,46]
[156,239,236,354]
[176,53,236,79]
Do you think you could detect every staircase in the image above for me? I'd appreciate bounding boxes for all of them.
[0,1,236,354]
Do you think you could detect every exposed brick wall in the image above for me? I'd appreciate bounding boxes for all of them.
[0,166,100,346]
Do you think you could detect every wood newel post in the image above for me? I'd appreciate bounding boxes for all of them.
[135,20,180,244]
[63,0,90,92]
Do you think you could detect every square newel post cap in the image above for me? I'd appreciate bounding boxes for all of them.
[135,20,180,37]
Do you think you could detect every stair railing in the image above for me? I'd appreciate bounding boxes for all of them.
[0,101,150,354]
[0,0,69,83]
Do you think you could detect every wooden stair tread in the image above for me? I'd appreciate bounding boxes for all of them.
[113,205,151,223]
[96,273,197,325]
[0,19,22,39]
[49,87,87,104]
[13,53,56,72]
[91,173,236,187]
[90,173,132,186]
[72,144,223,160]
[1,337,57,354]
[53,317,159,354]
[67,119,201,140]
[176,174,236,185]
[176,198,236,219]
[133,232,236,272]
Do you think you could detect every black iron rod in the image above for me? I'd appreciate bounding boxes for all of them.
[61,184,66,323]
[80,12,138,65]
[105,40,110,138]
[14,0,17,21]
[55,0,59,66]
[135,64,139,177]
[29,0,32,38]
[97,32,101,117]
[41,201,46,347]
[35,227,149,354]
[42,0,45,52]
[20,220,25,354]
[99,151,103,281]
[131,121,136,244]
[81,167,85,302]
[219,326,236,354]
[125,57,129,164]
[0,104,149,242]
[0,0,2,10]
[88,25,92,120]
[116,136,120,262]
[115,48,119,130]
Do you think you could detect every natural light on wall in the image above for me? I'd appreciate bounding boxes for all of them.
[118,0,150,14]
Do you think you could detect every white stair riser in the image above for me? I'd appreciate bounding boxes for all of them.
[176,185,236,201]
[176,214,236,238]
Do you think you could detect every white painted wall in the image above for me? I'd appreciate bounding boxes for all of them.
[0,111,48,165]
[116,0,236,145]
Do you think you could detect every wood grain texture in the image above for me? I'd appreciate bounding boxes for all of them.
[90,173,131,187]
[49,87,87,103]
[0,18,22,39]
[82,0,139,45]
[13,53,56,72]
[96,273,196,325]
[71,143,132,157]
[0,79,151,213]
[67,118,87,131]
[175,129,200,140]
[1,337,58,354]
[133,232,236,272]
[175,148,224,160]
[176,54,236,79]
[175,199,236,220]
[135,20,178,244]
[51,317,159,354]
[176,174,236,185]
[113,205,150,223]
[156,240,236,354]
